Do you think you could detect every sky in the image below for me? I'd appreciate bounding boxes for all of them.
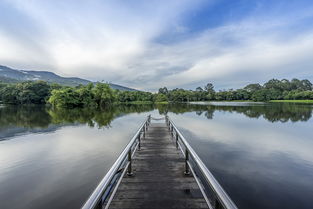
[0,0,313,91]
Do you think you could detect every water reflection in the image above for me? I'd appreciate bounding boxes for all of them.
[168,104,313,209]
[1,103,312,141]
[0,105,51,128]
[49,104,156,128]
[0,103,313,209]
[158,102,313,122]
[0,107,155,209]
[1,103,312,133]
[0,105,155,140]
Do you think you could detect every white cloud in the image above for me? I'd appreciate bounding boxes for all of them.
[125,17,313,90]
[160,34,313,88]
[0,0,313,89]
[0,0,205,79]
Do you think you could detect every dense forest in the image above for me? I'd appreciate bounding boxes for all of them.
[0,78,312,107]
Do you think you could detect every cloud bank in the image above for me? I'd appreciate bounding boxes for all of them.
[0,0,313,90]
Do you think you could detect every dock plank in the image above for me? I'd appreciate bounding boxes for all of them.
[109,122,208,209]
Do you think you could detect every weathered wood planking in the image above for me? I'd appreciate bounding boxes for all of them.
[109,122,208,209]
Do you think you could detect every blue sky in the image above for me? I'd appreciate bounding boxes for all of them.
[0,0,313,90]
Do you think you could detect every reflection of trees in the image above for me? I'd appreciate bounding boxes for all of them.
[0,103,311,132]
[48,104,154,128]
[157,103,215,120]
[0,104,155,129]
[214,103,313,122]
[157,103,313,122]
[0,105,51,128]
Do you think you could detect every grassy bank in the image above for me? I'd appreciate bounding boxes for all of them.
[191,100,313,104]
[190,100,254,103]
[117,101,170,105]
[270,100,313,103]
[155,101,169,104]
[115,101,154,105]
[214,100,254,102]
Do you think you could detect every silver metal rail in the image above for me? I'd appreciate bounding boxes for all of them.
[81,115,151,209]
[166,116,238,209]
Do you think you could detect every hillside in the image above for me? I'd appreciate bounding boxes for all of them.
[0,65,137,91]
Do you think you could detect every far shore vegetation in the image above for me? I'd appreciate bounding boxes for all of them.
[0,78,312,108]
[270,100,313,103]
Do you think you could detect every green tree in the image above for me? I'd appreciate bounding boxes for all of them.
[155,94,168,102]
[205,83,214,93]
[251,89,271,102]
[77,83,96,107]
[0,81,50,104]
[93,83,116,106]
[158,87,168,95]
[48,88,82,108]
[244,83,262,92]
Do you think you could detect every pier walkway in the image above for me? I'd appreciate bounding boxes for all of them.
[81,116,237,209]
[109,122,207,209]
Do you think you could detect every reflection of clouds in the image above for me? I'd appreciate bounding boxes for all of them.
[169,111,313,164]
[0,112,153,209]
[0,124,75,141]
[169,111,313,209]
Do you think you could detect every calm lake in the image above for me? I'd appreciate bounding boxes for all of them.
[0,103,313,209]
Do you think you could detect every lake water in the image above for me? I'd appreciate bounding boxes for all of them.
[0,103,313,209]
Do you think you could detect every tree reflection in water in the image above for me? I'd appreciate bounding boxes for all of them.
[0,103,312,132]
[158,103,313,122]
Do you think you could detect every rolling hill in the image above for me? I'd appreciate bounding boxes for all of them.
[0,65,137,91]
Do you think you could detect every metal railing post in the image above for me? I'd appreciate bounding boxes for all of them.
[95,201,102,209]
[215,199,222,209]
[175,132,179,149]
[143,125,146,138]
[127,149,133,176]
[184,149,190,175]
[138,135,141,151]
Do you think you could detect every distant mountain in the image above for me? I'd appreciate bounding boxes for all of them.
[0,65,137,91]
[0,75,18,83]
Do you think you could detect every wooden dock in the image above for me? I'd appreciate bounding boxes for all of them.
[109,122,208,209]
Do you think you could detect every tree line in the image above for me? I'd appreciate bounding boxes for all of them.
[157,78,313,102]
[0,81,154,107]
[0,78,312,107]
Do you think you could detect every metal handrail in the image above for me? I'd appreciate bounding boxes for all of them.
[81,115,151,209]
[166,116,238,209]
